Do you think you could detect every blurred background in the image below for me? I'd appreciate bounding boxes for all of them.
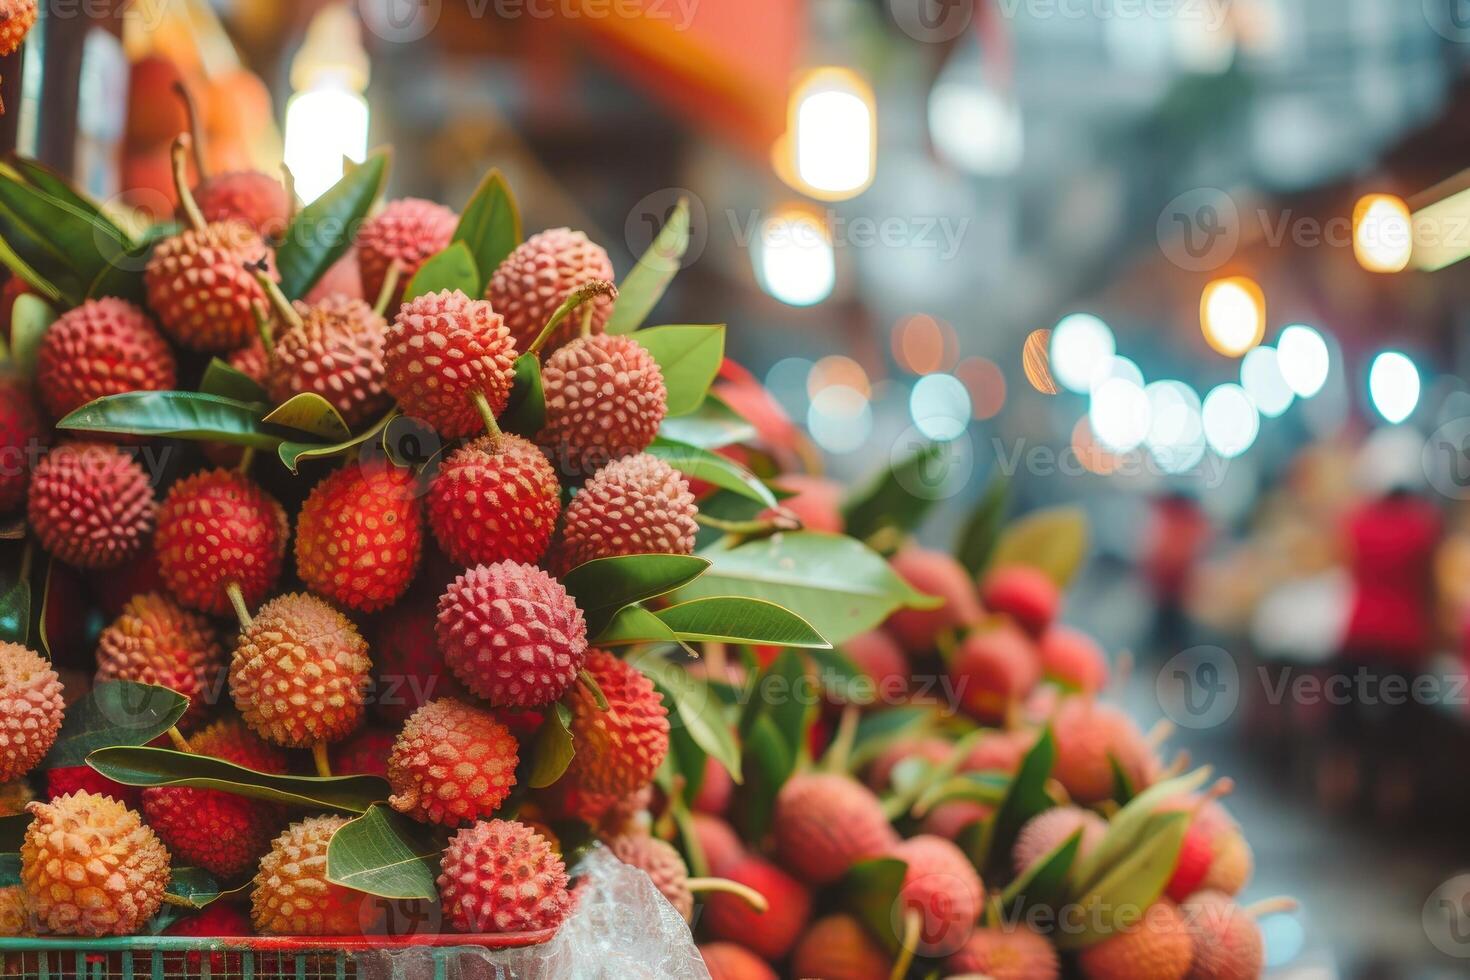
[6,0,1470,975]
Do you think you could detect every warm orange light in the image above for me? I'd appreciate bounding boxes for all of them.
[1200,276,1265,357]
[954,357,1006,420]
[1071,416,1120,475]
[773,66,877,202]
[1022,329,1057,395]
[807,355,871,399]
[1353,194,1412,273]
[891,314,957,376]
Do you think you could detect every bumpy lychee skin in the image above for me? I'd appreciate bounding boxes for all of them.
[437,819,572,934]
[539,334,666,476]
[887,834,984,957]
[946,924,1061,980]
[356,197,458,308]
[252,815,365,935]
[1051,697,1156,804]
[36,298,177,421]
[773,772,897,885]
[266,295,392,428]
[1013,806,1108,876]
[487,228,616,353]
[557,454,697,571]
[0,884,30,937]
[436,561,588,708]
[607,832,693,921]
[383,289,518,438]
[962,729,1036,775]
[155,469,288,616]
[0,1,37,57]
[0,376,44,512]
[95,592,223,727]
[21,792,170,936]
[227,335,270,384]
[142,719,288,878]
[791,914,892,980]
[886,547,983,652]
[372,594,467,724]
[295,463,422,612]
[145,219,277,351]
[229,593,371,748]
[28,442,156,570]
[0,643,63,783]
[1039,625,1109,693]
[950,625,1041,724]
[565,649,670,796]
[332,726,395,778]
[428,434,561,566]
[193,170,291,239]
[1182,891,1263,980]
[388,698,519,826]
[1076,900,1193,980]
[699,943,777,980]
[703,856,810,961]
[45,766,137,808]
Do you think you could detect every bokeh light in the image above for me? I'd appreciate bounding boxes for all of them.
[754,207,835,307]
[1145,380,1206,473]
[1200,276,1266,357]
[1022,329,1058,394]
[1240,346,1294,417]
[910,373,971,441]
[928,81,1024,176]
[1072,416,1122,475]
[954,357,1006,420]
[790,67,876,200]
[1353,193,1412,273]
[807,355,871,399]
[1202,383,1260,458]
[1089,355,1144,393]
[1050,313,1116,393]
[891,314,958,375]
[1089,375,1152,452]
[765,357,814,418]
[807,385,872,453]
[1368,350,1420,424]
[1276,324,1330,398]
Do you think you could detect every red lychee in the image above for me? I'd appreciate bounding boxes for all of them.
[1051,697,1156,804]
[539,334,666,476]
[1013,806,1108,876]
[427,434,561,567]
[922,801,994,839]
[791,914,892,980]
[126,56,188,146]
[383,289,517,438]
[566,649,670,796]
[946,924,1060,980]
[961,729,1036,775]
[887,834,984,957]
[1076,900,1193,980]
[155,469,287,615]
[0,0,36,57]
[1181,891,1264,980]
[607,831,693,920]
[387,698,519,826]
[772,772,897,885]
[693,754,733,814]
[436,561,588,708]
[980,564,1060,637]
[0,643,62,783]
[831,629,908,705]
[0,375,43,512]
[35,298,176,421]
[95,592,223,727]
[1038,625,1109,693]
[371,592,468,724]
[768,473,845,533]
[690,813,744,876]
[886,547,983,652]
[699,942,777,980]
[27,442,156,569]
[265,294,392,428]
[331,726,395,778]
[356,198,458,308]
[702,856,810,961]
[950,625,1041,724]
[306,248,364,304]
[437,819,571,933]
[556,453,697,571]
[163,902,252,976]
[45,766,139,809]
[251,815,367,935]
[193,170,291,240]
[866,736,953,793]
[486,227,615,353]
[294,462,422,612]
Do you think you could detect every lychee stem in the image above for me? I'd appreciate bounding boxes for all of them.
[1244,897,1298,919]
[165,726,191,753]
[890,909,921,980]
[684,878,769,912]
[373,261,403,318]
[171,81,208,178]
[577,668,610,711]
[250,299,275,357]
[237,447,256,473]
[525,280,618,357]
[171,136,207,233]
[470,390,504,450]
[822,703,859,774]
[1145,718,1174,749]
[226,582,252,629]
[252,267,304,333]
[693,512,798,536]
[312,741,333,778]
[578,304,594,339]
[161,895,196,908]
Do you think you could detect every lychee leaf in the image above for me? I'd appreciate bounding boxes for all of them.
[42,681,189,768]
[453,168,521,291]
[1066,767,1212,899]
[404,241,479,301]
[840,856,909,953]
[731,714,790,839]
[997,827,1082,914]
[841,441,948,549]
[656,394,757,449]
[653,596,829,649]
[9,292,55,380]
[607,197,690,335]
[162,868,229,910]
[327,804,442,901]
[0,852,17,885]
[0,174,134,305]
[634,324,724,417]
[279,410,397,474]
[560,553,710,636]
[975,726,1058,879]
[199,357,269,405]
[0,564,28,648]
[56,391,292,448]
[955,472,1010,576]
[528,704,575,789]
[847,705,935,772]
[276,150,390,300]
[1055,811,1189,949]
[592,604,678,647]
[3,158,132,245]
[647,437,775,506]
[501,353,545,437]
[262,393,352,440]
[987,506,1090,589]
[633,654,743,786]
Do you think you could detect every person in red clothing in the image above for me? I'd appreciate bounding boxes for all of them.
[1341,487,1442,666]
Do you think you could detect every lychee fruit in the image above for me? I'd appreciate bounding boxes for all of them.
[35,298,176,421]
[356,197,458,308]
[436,560,588,708]
[0,0,37,57]
[950,625,1041,724]
[265,294,392,428]
[383,289,517,438]
[556,453,697,571]
[831,629,908,705]
[229,592,371,748]
[1038,624,1109,694]
[154,469,287,616]
[331,726,395,778]
[294,462,422,612]
[227,334,270,384]
[772,772,897,885]
[699,942,777,980]
[92,548,166,619]
[980,564,1060,637]
[539,334,666,476]
[141,718,288,878]
[1,643,63,784]
[565,649,670,796]
[1181,891,1264,980]
[0,375,44,512]
[45,766,138,809]
[1165,818,1215,903]
[1050,697,1156,804]
[887,834,984,957]
[768,473,845,533]
[427,433,561,567]
[28,442,156,570]
[0,884,30,937]
[21,791,170,936]
[885,547,983,652]
[607,831,693,920]
[791,913,892,980]
[194,170,291,240]
[1201,826,1253,896]
[693,754,733,814]
[437,819,572,933]
[126,55,188,146]
[702,855,810,961]
[163,902,252,975]
[866,736,951,792]
[962,729,1036,775]
[690,813,744,877]
[946,924,1061,980]
[1013,806,1108,876]
[371,592,468,724]
[307,248,364,304]
[387,698,518,826]
[921,801,994,840]
[251,815,367,935]
[95,592,223,727]
[486,227,615,353]
[1076,899,1193,980]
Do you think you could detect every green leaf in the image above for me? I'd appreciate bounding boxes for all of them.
[0,174,134,303]
[279,411,396,473]
[592,604,679,647]
[732,714,792,840]
[988,506,1090,588]
[0,570,28,646]
[751,650,811,765]
[1067,768,1212,899]
[633,654,742,784]
[607,197,690,334]
[43,681,189,768]
[528,704,575,788]
[998,827,1081,913]
[656,394,757,449]
[560,553,710,636]
[453,168,521,291]
[676,532,941,646]
[841,442,946,545]
[6,158,132,243]
[0,817,28,852]
[635,325,724,417]
[404,241,479,300]
[164,867,225,910]
[0,204,74,303]
[199,358,269,405]
[500,354,545,437]
[10,293,55,379]
[911,771,1009,820]
[647,437,775,506]
[327,804,442,901]
[1109,754,1137,805]
[57,391,289,448]
[972,727,1057,876]
[277,151,389,300]
[0,851,18,884]
[849,705,934,771]
[840,857,909,952]
[956,474,1010,575]
[85,240,150,304]
[653,596,828,648]
[1058,812,1189,949]
[86,746,389,813]
[262,393,352,440]
[35,558,53,658]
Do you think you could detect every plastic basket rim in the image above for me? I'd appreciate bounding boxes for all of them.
[0,925,559,952]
